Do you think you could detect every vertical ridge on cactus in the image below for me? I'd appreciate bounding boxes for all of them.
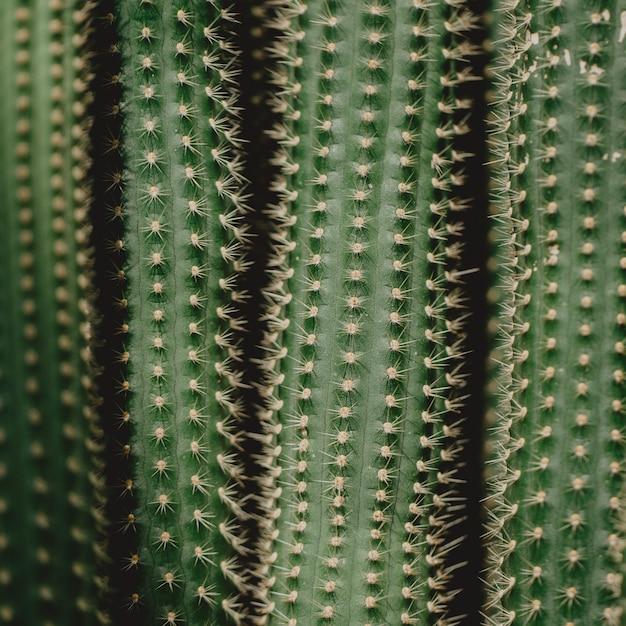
[1,1,626,624]
[483,1,626,624]
[0,1,106,624]
[88,2,143,622]
[110,1,255,623]
[258,1,485,623]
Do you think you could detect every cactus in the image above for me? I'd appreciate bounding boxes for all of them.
[254,1,486,624]
[1,1,626,625]
[103,1,260,624]
[483,1,626,624]
[0,1,107,624]
[89,1,136,622]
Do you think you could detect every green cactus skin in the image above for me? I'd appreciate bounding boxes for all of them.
[0,2,107,624]
[255,1,484,624]
[483,1,626,624]
[111,1,257,623]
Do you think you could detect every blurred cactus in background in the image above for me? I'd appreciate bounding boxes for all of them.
[0,1,624,626]
[0,1,106,624]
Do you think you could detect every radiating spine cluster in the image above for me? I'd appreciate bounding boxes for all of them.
[112,1,253,623]
[259,1,483,623]
[0,1,106,624]
[484,1,626,624]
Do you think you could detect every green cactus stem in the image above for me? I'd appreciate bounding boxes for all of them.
[0,1,107,624]
[110,1,258,623]
[483,1,626,624]
[253,1,486,624]
[6,0,626,624]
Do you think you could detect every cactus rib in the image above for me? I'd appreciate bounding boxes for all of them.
[483,1,626,624]
[0,1,106,624]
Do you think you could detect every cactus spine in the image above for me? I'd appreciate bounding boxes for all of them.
[0,1,106,624]
[257,1,484,623]
[483,1,626,624]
